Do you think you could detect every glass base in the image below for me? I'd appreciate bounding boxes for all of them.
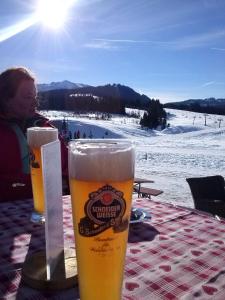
[31,211,45,224]
[21,249,78,290]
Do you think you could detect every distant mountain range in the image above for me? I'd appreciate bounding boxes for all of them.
[37,81,225,115]
[37,80,90,92]
[164,97,225,115]
[37,81,150,111]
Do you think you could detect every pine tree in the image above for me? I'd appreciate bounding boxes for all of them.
[140,99,167,129]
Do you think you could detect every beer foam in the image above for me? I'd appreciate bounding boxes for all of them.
[69,139,135,181]
[27,127,58,148]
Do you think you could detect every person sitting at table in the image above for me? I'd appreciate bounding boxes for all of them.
[0,66,68,202]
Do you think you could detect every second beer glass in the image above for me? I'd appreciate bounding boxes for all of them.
[27,127,58,223]
[69,139,135,300]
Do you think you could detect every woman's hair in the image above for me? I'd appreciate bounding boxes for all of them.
[0,67,36,114]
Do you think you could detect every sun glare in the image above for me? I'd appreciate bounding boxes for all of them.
[35,0,73,30]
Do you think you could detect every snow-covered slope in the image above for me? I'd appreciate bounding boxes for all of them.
[40,108,225,208]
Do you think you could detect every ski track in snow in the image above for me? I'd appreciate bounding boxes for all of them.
[41,109,225,208]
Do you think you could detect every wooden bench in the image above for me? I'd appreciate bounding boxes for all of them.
[134,186,163,199]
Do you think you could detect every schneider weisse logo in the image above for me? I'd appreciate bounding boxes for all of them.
[78,185,128,237]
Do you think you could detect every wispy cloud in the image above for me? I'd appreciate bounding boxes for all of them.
[201,81,225,87]
[95,38,156,44]
[84,29,225,51]
[171,29,225,50]
[201,81,215,87]
[84,38,175,50]
[84,40,119,50]
[211,47,225,51]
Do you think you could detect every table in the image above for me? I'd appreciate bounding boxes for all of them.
[134,177,154,184]
[1,196,225,299]
[134,177,154,196]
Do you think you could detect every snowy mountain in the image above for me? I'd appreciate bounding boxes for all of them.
[164,97,225,115]
[37,83,151,110]
[40,108,225,208]
[37,80,90,92]
[72,83,150,106]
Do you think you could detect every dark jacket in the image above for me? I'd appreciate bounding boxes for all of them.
[0,113,68,202]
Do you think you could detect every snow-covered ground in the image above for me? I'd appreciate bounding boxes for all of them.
[41,108,225,208]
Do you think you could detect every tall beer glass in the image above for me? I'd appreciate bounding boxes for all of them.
[69,139,135,300]
[27,127,58,223]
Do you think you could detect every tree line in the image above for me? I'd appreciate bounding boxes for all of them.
[140,99,167,129]
[164,98,225,116]
[38,90,167,130]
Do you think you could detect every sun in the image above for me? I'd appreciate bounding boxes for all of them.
[35,0,73,30]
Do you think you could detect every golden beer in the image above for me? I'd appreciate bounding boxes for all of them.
[30,147,44,213]
[69,140,135,300]
[27,127,58,221]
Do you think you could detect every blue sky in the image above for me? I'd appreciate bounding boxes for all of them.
[0,0,225,103]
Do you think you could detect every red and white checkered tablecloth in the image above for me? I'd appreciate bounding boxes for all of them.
[1,196,225,300]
